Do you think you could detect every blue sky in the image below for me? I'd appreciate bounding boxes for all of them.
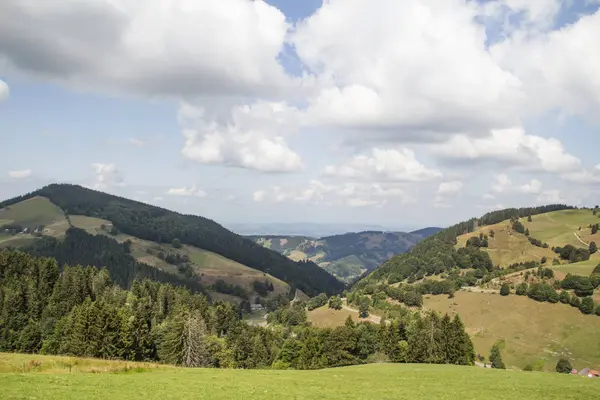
[0,0,599,231]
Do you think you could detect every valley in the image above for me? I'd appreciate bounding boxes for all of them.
[249,229,440,282]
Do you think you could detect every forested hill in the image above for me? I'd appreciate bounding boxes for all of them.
[356,204,575,286]
[0,184,344,296]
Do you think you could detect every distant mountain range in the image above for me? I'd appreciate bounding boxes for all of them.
[247,227,442,283]
[227,222,431,238]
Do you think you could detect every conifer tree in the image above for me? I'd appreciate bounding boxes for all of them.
[489,344,506,369]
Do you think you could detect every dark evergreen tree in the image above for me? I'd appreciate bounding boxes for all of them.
[489,344,506,369]
[555,358,572,374]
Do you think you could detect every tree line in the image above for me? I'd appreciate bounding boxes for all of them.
[0,249,475,369]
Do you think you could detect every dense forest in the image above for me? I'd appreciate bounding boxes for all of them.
[0,184,344,297]
[0,250,475,369]
[23,227,206,294]
[355,205,574,286]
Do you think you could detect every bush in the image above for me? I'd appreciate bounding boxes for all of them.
[172,238,182,249]
[307,293,328,311]
[579,297,596,315]
[555,358,572,374]
[500,283,510,296]
[515,283,528,296]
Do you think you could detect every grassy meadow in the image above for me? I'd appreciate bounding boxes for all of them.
[456,221,556,267]
[424,291,600,371]
[307,305,380,327]
[1,353,599,400]
[524,209,600,248]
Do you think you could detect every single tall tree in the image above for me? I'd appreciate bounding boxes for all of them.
[590,241,597,254]
[489,344,506,369]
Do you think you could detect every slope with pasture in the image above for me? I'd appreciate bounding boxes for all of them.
[424,291,600,371]
[0,184,344,298]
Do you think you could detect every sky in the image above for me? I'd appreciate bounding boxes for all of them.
[0,0,599,231]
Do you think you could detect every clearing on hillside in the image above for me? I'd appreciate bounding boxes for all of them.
[0,196,66,230]
[550,254,600,278]
[307,305,380,328]
[456,221,556,267]
[424,291,600,371]
[1,353,599,400]
[524,209,600,248]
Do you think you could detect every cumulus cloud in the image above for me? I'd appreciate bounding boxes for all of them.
[255,180,414,208]
[90,163,124,190]
[536,189,565,203]
[179,101,303,172]
[0,0,292,99]
[0,80,9,102]
[292,0,524,139]
[166,185,206,198]
[561,165,600,185]
[324,148,442,182]
[491,10,600,121]
[436,127,581,173]
[518,179,543,194]
[7,169,32,179]
[437,181,464,195]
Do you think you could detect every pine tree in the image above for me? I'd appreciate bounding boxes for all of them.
[489,344,506,369]
[182,311,209,367]
[590,242,597,254]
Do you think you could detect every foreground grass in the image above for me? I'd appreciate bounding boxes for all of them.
[1,356,598,400]
[425,291,600,371]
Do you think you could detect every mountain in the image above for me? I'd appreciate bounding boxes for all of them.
[0,184,344,298]
[227,222,403,237]
[248,230,426,283]
[348,204,600,371]
[410,227,443,238]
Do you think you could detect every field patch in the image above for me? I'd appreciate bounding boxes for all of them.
[524,209,600,248]
[0,196,66,229]
[424,291,600,371]
[456,222,556,267]
[307,305,378,328]
[1,354,599,400]
[550,253,599,278]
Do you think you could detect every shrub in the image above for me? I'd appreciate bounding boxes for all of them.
[555,358,572,374]
[500,283,510,296]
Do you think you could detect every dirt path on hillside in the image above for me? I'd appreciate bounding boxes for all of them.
[341,303,382,324]
[574,232,589,247]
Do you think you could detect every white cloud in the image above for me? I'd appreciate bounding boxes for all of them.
[492,174,512,193]
[491,174,543,195]
[537,189,565,204]
[128,138,147,147]
[7,169,32,179]
[437,127,581,173]
[562,165,600,185]
[255,180,414,208]
[0,0,291,99]
[0,80,9,102]
[491,10,600,121]
[253,191,267,202]
[179,101,303,172]
[292,0,524,139]
[518,179,543,194]
[324,148,441,182]
[483,193,496,200]
[437,181,464,195]
[90,163,124,190]
[166,185,206,198]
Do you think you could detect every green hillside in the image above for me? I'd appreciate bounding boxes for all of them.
[348,204,600,372]
[0,184,344,297]
[1,354,599,400]
[248,230,426,282]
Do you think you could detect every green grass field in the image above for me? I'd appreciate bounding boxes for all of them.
[0,353,598,400]
[0,196,66,229]
[551,253,599,278]
[524,209,600,248]
[424,291,600,371]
